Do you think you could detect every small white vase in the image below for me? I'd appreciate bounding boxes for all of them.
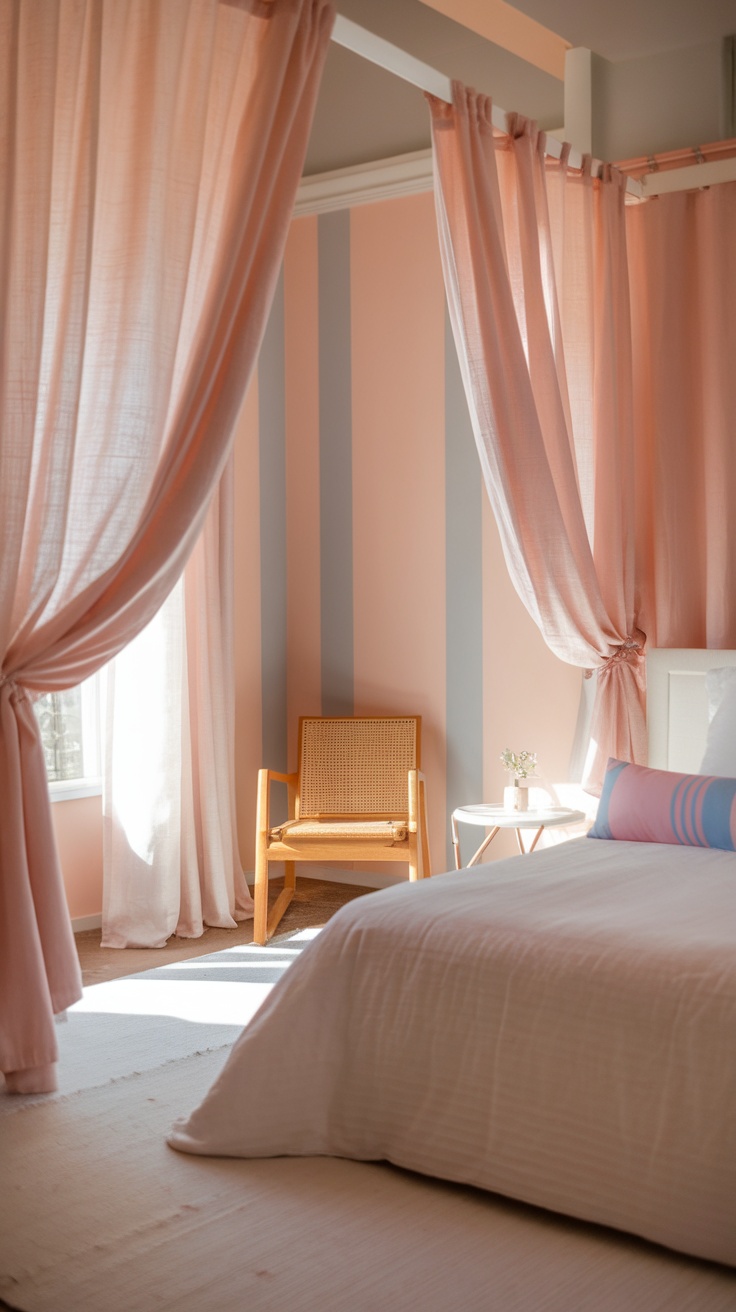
[504,782,529,812]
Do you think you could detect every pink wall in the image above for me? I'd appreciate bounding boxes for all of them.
[53,796,103,923]
[232,190,582,875]
[351,195,448,864]
[481,497,581,859]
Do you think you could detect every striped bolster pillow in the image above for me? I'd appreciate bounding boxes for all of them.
[588,758,736,851]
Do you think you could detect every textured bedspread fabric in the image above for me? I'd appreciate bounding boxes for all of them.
[168,838,736,1267]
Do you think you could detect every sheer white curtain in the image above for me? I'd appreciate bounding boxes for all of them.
[102,465,252,948]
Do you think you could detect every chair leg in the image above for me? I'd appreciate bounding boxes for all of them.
[264,860,297,940]
[408,831,419,881]
[254,769,270,946]
[254,836,269,946]
[266,884,295,940]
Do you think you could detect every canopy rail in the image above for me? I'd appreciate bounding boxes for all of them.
[331,13,736,200]
[331,14,643,198]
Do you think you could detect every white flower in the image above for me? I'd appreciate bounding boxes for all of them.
[500,748,538,780]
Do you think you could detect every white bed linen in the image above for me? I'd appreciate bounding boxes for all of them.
[169,838,736,1267]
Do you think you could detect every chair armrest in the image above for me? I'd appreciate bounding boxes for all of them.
[256,769,298,835]
[267,770,298,785]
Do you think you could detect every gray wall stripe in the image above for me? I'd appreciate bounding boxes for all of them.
[318,210,354,717]
[259,269,288,812]
[445,310,484,868]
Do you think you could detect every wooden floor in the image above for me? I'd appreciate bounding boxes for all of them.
[75,877,374,986]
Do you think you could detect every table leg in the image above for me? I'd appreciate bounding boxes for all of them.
[516,825,544,854]
[451,814,461,870]
[468,826,500,867]
[527,825,544,853]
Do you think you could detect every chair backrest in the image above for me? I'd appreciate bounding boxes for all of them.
[297,716,420,818]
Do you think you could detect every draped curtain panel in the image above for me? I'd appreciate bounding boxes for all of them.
[429,86,646,790]
[627,181,736,650]
[0,0,332,1092]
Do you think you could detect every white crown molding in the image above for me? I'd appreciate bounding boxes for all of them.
[291,129,736,221]
[294,148,434,216]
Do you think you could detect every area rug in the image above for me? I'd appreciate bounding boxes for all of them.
[0,929,316,1114]
[1,938,735,1311]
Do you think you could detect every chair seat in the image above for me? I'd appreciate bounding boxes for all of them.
[269,819,408,844]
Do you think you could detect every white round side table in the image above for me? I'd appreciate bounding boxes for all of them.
[451,803,586,868]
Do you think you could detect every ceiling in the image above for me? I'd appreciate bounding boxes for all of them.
[508,0,736,61]
[303,0,736,174]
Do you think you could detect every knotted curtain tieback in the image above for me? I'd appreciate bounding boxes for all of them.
[0,675,28,705]
[584,635,645,679]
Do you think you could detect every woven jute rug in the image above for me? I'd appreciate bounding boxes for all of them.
[2,936,735,1311]
[0,932,314,1116]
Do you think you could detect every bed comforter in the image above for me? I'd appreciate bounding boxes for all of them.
[169,838,736,1266]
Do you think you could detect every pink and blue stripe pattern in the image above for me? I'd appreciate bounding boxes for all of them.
[589,759,736,851]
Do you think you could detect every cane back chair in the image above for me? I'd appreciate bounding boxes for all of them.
[253,716,431,945]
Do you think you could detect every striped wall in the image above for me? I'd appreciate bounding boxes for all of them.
[233,189,582,874]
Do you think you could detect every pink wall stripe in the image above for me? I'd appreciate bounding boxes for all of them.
[351,192,448,866]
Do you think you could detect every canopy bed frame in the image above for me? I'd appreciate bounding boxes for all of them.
[647,647,736,770]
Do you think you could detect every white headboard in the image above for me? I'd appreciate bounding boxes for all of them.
[647,648,736,772]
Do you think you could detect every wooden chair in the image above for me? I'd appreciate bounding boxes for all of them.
[253,716,431,945]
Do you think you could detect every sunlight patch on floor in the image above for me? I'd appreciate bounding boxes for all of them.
[69,932,320,1027]
[70,979,273,1026]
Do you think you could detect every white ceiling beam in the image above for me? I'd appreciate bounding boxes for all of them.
[563,48,593,157]
[331,15,454,103]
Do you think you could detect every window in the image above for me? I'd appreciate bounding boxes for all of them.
[34,674,103,800]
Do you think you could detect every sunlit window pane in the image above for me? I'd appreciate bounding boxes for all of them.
[34,675,101,784]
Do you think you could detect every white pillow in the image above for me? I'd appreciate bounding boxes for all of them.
[699,667,736,775]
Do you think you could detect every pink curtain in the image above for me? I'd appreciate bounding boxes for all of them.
[628,182,736,649]
[0,0,332,1092]
[429,86,646,787]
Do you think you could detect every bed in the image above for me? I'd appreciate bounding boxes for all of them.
[169,650,736,1270]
